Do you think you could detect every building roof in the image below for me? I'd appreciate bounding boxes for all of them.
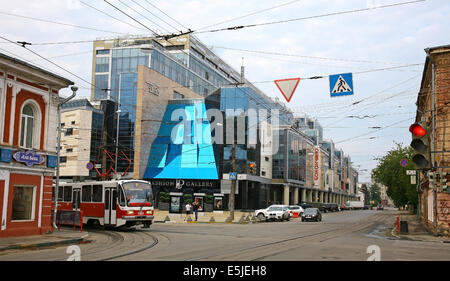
[0,52,74,87]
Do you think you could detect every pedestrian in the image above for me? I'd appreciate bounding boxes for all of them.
[193,201,199,221]
[185,202,192,221]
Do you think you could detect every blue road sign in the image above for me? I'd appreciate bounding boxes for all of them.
[86,162,94,170]
[400,159,408,167]
[329,73,354,97]
[229,172,237,180]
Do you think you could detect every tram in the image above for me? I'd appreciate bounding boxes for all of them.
[54,180,154,228]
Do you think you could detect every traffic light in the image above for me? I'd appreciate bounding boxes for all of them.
[409,122,431,169]
[428,171,436,188]
[439,171,448,191]
[249,162,257,175]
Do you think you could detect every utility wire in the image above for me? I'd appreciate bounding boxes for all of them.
[195,0,304,31]
[79,0,148,32]
[130,0,182,33]
[194,0,426,34]
[0,11,126,35]
[142,0,189,30]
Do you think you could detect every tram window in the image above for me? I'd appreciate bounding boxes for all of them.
[92,185,102,202]
[63,186,72,202]
[112,190,117,210]
[82,185,92,202]
[118,188,125,206]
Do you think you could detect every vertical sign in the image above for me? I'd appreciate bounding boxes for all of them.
[314,146,321,186]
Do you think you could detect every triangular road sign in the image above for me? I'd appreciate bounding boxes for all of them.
[274,78,301,103]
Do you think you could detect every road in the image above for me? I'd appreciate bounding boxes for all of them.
[1,210,449,261]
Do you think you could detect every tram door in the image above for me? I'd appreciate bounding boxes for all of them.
[72,188,81,211]
[104,187,117,225]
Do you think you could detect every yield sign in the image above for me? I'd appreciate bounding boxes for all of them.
[274,78,300,103]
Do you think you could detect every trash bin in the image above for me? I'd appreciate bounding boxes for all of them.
[400,221,409,234]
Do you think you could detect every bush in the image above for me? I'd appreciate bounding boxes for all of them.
[159,192,170,203]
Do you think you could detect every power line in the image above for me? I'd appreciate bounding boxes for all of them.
[195,0,304,31]
[194,0,426,35]
[0,11,126,35]
[79,0,148,32]
[142,0,189,30]
[130,0,182,33]
[103,0,160,37]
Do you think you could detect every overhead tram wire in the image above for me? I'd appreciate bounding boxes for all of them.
[0,11,127,35]
[193,0,426,35]
[79,0,148,32]
[130,0,182,33]
[0,35,105,93]
[116,0,172,34]
[103,0,160,37]
[194,0,305,32]
[142,0,190,30]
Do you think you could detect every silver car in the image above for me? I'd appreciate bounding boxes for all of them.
[265,205,290,222]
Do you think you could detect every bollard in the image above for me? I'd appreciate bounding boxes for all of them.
[164,215,171,222]
[209,216,216,223]
[186,216,193,222]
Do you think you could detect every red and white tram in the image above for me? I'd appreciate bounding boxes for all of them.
[54,180,154,228]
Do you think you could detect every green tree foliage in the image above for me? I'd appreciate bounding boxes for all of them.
[369,183,381,203]
[372,143,417,208]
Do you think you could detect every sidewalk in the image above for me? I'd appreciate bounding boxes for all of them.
[153,209,259,224]
[0,228,89,254]
[391,211,450,243]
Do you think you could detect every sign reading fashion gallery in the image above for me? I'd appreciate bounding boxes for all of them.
[13,150,45,167]
[150,179,218,189]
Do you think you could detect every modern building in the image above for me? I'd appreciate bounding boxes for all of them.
[0,52,74,237]
[415,44,450,236]
[84,34,360,212]
[59,99,104,181]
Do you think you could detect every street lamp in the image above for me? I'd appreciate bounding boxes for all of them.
[53,85,78,229]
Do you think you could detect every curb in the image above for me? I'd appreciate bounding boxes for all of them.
[0,235,90,252]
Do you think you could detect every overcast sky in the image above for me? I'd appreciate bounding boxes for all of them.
[1,0,449,182]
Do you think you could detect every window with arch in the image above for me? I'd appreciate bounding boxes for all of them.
[20,104,35,149]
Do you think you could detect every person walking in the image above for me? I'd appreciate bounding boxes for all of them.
[185,202,192,221]
[193,201,199,221]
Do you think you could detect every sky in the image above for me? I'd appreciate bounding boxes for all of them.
[0,0,449,182]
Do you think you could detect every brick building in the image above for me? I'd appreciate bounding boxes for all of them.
[416,44,450,236]
[0,53,73,237]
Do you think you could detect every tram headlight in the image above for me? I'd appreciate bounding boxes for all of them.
[127,210,134,215]
[146,210,152,215]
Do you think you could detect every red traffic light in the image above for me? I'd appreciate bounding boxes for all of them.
[249,163,255,168]
[409,123,426,137]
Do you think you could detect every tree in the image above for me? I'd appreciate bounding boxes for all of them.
[369,183,381,203]
[372,143,417,210]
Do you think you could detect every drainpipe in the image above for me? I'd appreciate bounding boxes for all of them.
[53,86,77,229]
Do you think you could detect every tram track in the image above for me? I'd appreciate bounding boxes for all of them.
[55,228,159,261]
[186,212,390,261]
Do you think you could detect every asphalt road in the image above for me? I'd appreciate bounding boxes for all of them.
[1,210,449,261]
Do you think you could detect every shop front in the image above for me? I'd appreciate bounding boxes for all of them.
[150,179,221,213]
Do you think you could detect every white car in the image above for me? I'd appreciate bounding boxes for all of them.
[254,205,278,220]
[265,205,290,222]
[288,205,304,217]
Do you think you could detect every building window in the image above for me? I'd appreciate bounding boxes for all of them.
[66,148,73,153]
[65,128,73,136]
[20,105,35,149]
[71,121,76,125]
[60,156,67,163]
[11,186,35,221]
[96,49,110,55]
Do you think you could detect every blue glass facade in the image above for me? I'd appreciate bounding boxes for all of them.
[144,100,218,180]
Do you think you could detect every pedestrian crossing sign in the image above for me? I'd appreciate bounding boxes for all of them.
[329,73,354,97]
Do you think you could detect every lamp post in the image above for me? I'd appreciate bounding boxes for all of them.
[53,85,78,229]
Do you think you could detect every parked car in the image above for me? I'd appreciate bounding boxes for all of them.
[377,205,384,211]
[288,205,304,217]
[299,203,313,210]
[254,205,278,220]
[302,208,322,222]
[328,203,340,212]
[265,205,290,222]
[341,203,353,210]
